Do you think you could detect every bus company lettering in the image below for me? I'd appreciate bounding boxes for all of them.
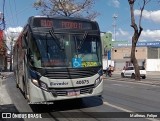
[50,82,68,86]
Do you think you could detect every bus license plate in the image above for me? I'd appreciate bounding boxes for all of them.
[68,91,80,96]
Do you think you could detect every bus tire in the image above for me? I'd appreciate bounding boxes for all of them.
[98,95,102,98]
[15,73,19,88]
[22,76,27,99]
[16,83,19,88]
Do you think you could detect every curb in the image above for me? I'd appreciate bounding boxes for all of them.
[103,75,160,86]
[112,71,160,76]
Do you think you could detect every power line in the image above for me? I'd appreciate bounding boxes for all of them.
[13,0,19,26]
[5,3,35,28]
[8,0,15,26]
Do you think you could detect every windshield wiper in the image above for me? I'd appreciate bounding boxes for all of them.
[45,34,51,61]
[77,31,88,50]
[49,28,64,50]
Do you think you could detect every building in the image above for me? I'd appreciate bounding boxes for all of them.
[101,33,114,70]
[112,41,160,71]
[101,33,112,56]
[0,30,7,71]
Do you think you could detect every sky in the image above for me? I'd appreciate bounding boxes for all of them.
[0,0,160,48]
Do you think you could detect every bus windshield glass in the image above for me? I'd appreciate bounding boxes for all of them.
[32,32,102,68]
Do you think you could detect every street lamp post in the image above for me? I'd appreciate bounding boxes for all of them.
[9,32,18,72]
[113,14,118,41]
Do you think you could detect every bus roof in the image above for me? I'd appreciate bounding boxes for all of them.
[28,16,96,23]
[27,16,99,30]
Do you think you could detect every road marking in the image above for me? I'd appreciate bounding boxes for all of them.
[103,101,132,112]
[103,101,159,121]
[112,84,124,86]
[111,83,134,88]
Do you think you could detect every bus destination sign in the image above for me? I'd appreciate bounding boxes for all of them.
[32,18,96,30]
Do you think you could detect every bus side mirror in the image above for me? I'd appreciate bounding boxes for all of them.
[30,55,34,63]
[28,53,34,66]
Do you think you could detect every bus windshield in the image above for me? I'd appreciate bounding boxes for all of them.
[32,32,102,68]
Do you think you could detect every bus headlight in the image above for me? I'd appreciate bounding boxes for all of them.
[32,79,39,87]
[94,76,103,87]
[32,79,48,91]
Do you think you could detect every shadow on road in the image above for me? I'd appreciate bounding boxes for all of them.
[0,104,24,121]
[30,96,103,113]
[0,104,20,112]
[4,72,103,114]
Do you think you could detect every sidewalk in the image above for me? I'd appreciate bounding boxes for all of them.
[113,70,160,76]
[146,71,160,76]
[0,78,13,105]
[105,71,160,86]
[0,72,13,79]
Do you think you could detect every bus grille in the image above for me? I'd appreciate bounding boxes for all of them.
[48,84,94,96]
[37,67,100,79]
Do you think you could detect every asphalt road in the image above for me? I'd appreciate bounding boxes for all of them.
[0,72,160,121]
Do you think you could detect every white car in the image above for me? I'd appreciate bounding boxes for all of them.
[121,66,146,79]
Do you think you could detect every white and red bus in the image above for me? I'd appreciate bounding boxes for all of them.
[13,16,103,103]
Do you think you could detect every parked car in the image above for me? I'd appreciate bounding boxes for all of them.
[121,66,146,79]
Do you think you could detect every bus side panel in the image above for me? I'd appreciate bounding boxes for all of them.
[15,37,25,93]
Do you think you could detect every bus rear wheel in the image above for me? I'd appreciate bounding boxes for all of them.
[22,76,28,99]
[16,83,19,88]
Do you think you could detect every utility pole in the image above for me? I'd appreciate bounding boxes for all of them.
[9,32,18,71]
[110,14,118,66]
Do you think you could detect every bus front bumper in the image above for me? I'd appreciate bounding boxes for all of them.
[29,80,103,103]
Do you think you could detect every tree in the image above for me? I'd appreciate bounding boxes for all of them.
[33,0,99,20]
[128,0,150,80]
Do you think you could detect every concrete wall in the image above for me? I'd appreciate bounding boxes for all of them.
[148,47,158,59]
[104,46,160,72]
[112,47,147,60]
[111,47,147,71]
[0,55,5,71]
[114,59,145,71]
[146,59,160,71]
[103,58,114,70]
